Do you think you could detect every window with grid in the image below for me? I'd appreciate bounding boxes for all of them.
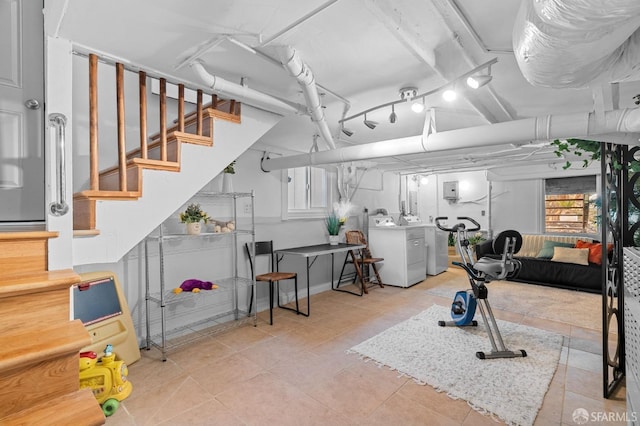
[544,176,598,234]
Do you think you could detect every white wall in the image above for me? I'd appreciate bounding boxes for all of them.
[413,170,550,238]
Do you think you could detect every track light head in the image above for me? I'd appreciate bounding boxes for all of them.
[341,125,354,137]
[467,63,493,89]
[442,89,457,102]
[466,74,492,89]
[363,114,378,129]
[411,98,425,113]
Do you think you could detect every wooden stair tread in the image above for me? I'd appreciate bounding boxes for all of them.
[149,107,240,141]
[181,105,240,124]
[0,388,105,426]
[73,229,101,237]
[130,157,180,170]
[0,320,91,373]
[100,157,180,176]
[0,269,80,298]
[74,190,141,200]
[0,231,58,241]
[176,99,236,123]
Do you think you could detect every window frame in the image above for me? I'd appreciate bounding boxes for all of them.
[542,175,599,235]
[281,166,336,220]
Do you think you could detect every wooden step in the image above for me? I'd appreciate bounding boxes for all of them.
[149,106,240,142]
[0,269,80,334]
[0,388,105,426]
[98,162,143,193]
[73,191,140,231]
[0,320,92,418]
[126,136,181,163]
[0,231,58,276]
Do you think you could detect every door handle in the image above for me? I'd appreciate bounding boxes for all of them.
[25,99,40,110]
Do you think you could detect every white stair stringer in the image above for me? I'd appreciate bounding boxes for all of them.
[72,105,283,266]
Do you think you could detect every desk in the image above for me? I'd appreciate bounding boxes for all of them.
[276,243,365,317]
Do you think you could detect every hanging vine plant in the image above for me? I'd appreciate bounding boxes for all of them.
[551,138,601,170]
[552,138,640,172]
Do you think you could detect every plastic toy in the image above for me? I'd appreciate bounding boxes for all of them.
[172,278,218,294]
[79,344,133,417]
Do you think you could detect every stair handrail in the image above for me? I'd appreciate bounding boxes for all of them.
[49,113,69,216]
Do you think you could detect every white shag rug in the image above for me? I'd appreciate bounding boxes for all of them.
[348,305,563,426]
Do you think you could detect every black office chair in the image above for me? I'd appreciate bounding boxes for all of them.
[246,241,298,325]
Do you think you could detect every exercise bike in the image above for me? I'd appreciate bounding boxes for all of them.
[435,217,526,360]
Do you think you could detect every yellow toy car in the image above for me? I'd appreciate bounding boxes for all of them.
[79,344,133,417]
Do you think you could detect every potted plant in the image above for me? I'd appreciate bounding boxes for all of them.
[222,160,235,193]
[179,203,209,235]
[325,211,345,245]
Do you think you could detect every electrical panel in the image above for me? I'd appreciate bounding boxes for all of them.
[443,181,458,200]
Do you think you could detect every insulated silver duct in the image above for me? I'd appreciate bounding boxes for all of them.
[190,60,307,116]
[277,46,337,150]
[261,108,640,171]
[513,0,640,87]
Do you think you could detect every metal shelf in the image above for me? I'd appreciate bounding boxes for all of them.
[144,190,256,361]
[147,277,253,305]
[145,229,253,241]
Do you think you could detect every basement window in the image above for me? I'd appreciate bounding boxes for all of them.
[544,175,599,234]
[284,166,332,219]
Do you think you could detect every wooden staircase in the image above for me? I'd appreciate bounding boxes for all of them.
[73,53,241,232]
[0,232,105,425]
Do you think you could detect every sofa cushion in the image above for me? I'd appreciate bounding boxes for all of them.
[575,240,613,265]
[536,240,575,259]
[518,234,591,257]
[551,247,589,265]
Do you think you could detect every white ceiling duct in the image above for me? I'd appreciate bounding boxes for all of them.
[261,108,640,171]
[277,46,337,150]
[513,0,640,88]
[190,60,307,115]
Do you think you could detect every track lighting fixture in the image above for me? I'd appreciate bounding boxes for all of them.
[363,113,378,129]
[341,123,353,137]
[442,88,457,102]
[411,98,425,113]
[337,58,497,131]
[467,64,493,89]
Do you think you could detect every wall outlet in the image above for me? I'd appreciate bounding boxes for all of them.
[243,203,251,214]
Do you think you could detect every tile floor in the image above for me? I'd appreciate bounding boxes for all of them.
[107,269,626,425]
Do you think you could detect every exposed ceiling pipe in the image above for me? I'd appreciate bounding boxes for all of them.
[260,108,640,171]
[189,60,307,116]
[513,0,640,88]
[277,46,337,150]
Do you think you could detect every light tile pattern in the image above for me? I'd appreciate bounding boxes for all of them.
[107,269,626,425]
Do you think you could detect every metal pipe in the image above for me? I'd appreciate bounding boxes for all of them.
[190,60,306,116]
[277,46,337,150]
[261,108,640,171]
[49,113,69,216]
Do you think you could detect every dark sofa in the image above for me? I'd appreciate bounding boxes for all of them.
[475,236,602,293]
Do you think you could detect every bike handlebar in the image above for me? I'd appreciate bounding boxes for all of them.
[434,216,481,233]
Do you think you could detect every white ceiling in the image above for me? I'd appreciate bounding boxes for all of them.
[55,0,640,174]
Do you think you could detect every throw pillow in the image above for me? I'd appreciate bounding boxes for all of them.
[575,240,613,265]
[536,240,575,259]
[551,247,590,265]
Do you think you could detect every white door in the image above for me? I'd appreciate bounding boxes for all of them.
[0,0,44,222]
